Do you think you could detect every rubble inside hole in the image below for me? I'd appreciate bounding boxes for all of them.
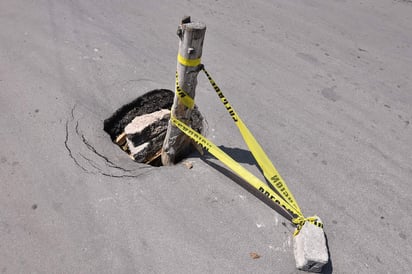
[103,89,204,166]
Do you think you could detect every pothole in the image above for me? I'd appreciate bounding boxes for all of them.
[103,89,204,166]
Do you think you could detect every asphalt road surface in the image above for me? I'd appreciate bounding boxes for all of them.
[1,0,411,273]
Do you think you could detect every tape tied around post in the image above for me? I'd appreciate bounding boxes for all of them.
[175,71,195,109]
[178,53,201,67]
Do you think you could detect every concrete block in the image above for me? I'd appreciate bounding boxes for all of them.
[293,217,329,272]
[123,109,170,163]
[128,141,150,162]
[125,109,170,147]
[128,132,166,163]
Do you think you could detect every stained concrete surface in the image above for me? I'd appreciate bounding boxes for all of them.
[1,0,411,273]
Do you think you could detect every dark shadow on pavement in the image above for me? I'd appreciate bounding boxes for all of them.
[217,145,256,166]
[199,148,333,274]
[201,157,294,223]
[201,145,284,201]
[321,233,333,274]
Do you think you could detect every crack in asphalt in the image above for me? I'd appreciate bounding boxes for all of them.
[64,120,89,173]
[80,153,146,178]
[64,105,152,178]
[80,133,133,172]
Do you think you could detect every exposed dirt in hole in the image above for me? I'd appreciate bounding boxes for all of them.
[104,89,174,142]
[104,89,204,166]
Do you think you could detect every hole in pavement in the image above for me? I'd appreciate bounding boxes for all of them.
[103,89,204,166]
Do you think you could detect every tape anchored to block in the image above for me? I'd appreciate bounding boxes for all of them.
[292,216,324,236]
[172,61,323,236]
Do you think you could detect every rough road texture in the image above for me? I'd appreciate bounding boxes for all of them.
[1,1,411,273]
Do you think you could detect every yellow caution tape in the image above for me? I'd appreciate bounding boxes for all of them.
[171,115,301,218]
[202,68,302,215]
[171,63,323,236]
[292,216,324,236]
[177,53,201,67]
[175,71,194,109]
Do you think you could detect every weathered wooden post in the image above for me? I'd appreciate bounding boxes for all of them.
[161,16,206,165]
